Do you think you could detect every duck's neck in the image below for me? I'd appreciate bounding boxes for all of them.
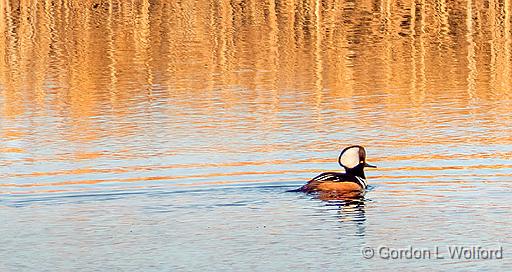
[345,165,366,179]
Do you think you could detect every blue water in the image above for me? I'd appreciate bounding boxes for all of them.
[1,1,512,271]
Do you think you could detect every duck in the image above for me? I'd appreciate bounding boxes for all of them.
[296,145,376,198]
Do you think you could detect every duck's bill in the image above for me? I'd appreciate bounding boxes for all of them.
[364,162,377,168]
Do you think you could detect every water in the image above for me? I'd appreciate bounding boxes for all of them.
[1,0,512,270]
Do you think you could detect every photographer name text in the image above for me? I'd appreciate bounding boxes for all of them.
[361,246,503,260]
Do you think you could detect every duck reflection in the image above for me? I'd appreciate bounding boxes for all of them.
[319,195,367,236]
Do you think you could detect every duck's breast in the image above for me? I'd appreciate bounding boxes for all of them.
[315,181,363,192]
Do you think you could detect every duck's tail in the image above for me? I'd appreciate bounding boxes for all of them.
[286,186,304,193]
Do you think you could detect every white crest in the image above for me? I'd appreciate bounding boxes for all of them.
[339,146,361,169]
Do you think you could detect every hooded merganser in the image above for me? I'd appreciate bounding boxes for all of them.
[297,145,376,197]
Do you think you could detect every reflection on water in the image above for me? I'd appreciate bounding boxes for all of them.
[1,0,512,270]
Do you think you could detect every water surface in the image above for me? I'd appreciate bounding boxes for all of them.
[1,0,512,271]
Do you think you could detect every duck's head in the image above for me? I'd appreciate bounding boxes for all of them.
[338,145,376,178]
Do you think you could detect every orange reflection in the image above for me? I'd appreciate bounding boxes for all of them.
[1,0,512,196]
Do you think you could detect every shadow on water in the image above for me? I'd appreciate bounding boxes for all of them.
[326,198,366,222]
[314,197,368,237]
[287,185,369,236]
